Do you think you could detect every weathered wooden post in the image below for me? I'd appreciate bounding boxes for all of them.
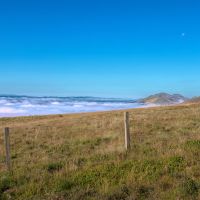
[4,127,11,171]
[124,112,130,150]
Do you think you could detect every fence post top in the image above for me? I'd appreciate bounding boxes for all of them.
[124,111,129,116]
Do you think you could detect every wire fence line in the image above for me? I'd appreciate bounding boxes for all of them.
[0,112,131,172]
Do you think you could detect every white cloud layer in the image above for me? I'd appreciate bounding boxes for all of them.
[0,96,149,117]
[0,107,26,114]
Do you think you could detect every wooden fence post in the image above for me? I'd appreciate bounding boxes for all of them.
[124,112,130,150]
[4,127,11,171]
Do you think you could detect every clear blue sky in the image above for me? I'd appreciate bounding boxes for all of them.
[0,0,200,98]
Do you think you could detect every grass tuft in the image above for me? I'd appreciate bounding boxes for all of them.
[167,156,185,176]
[55,179,74,192]
[184,140,200,151]
[45,162,63,173]
[180,177,199,198]
[0,175,13,193]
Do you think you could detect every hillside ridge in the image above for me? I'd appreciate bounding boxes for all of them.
[138,92,188,105]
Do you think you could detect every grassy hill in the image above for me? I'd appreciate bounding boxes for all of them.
[138,93,187,105]
[1,103,200,199]
[185,97,200,104]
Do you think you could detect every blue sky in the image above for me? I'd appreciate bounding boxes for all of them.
[0,0,200,98]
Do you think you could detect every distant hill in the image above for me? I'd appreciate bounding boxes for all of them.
[138,93,188,105]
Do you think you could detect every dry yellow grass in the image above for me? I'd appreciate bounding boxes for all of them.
[1,103,200,199]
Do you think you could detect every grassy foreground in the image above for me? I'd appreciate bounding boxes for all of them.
[1,104,200,199]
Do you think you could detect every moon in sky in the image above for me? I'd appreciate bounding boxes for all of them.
[181,33,185,37]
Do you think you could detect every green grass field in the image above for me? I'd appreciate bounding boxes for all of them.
[1,103,200,199]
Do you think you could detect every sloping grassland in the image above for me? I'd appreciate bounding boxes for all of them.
[1,104,200,199]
